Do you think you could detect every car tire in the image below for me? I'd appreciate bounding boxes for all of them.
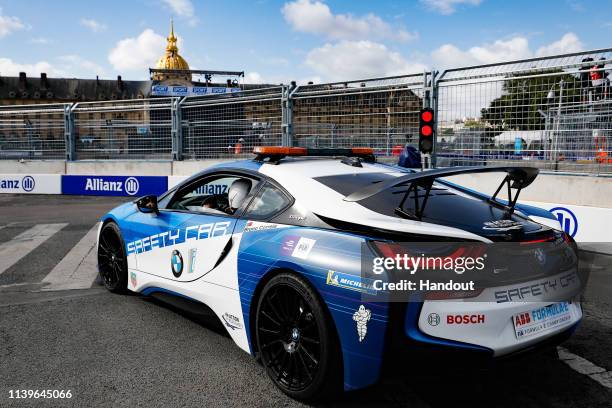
[255,272,342,402]
[97,222,128,294]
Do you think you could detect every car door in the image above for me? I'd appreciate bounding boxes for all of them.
[133,172,260,282]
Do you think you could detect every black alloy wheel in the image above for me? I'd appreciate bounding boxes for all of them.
[256,273,341,401]
[97,222,128,293]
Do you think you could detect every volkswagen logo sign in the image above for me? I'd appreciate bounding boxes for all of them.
[124,177,140,196]
[21,176,35,192]
[171,250,183,277]
[549,207,578,238]
[427,313,440,326]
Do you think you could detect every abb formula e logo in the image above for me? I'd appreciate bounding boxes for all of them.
[446,314,485,324]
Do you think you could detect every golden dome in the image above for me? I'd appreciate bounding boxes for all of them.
[153,19,191,82]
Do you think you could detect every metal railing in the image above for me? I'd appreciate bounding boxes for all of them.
[180,86,284,159]
[0,103,68,159]
[435,48,612,175]
[0,47,611,175]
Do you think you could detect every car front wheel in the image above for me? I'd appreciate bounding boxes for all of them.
[97,222,128,293]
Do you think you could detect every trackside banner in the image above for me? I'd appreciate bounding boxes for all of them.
[0,174,61,194]
[61,175,168,197]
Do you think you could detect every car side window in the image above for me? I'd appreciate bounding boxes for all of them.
[168,175,258,215]
[243,183,291,219]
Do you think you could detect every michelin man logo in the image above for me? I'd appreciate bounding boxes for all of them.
[352,305,371,342]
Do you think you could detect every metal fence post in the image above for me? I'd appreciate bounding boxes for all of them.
[64,104,75,161]
[171,97,183,160]
[282,82,298,147]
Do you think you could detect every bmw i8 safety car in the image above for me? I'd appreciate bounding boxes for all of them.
[97,147,584,401]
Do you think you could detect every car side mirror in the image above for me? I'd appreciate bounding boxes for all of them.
[136,195,159,215]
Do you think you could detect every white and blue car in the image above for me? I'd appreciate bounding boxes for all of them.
[97,147,584,401]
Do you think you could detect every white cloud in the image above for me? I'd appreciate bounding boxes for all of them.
[245,72,265,84]
[161,0,198,26]
[0,8,26,38]
[305,40,426,81]
[30,37,50,44]
[0,58,62,77]
[57,55,106,77]
[535,32,583,57]
[420,0,483,15]
[282,0,416,42]
[80,18,107,33]
[108,29,166,73]
[431,33,582,68]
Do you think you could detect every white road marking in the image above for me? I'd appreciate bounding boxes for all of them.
[557,346,612,389]
[0,223,68,275]
[42,223,100,291]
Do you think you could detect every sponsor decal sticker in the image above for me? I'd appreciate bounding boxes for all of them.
[130,271,137,287]
[446,314,485,324]
[513,301,572,339]
[188,248,197,273]
[222,312,243,330]
[291,237,316,260]
[243,221,280,233]
[352,305,371,342]
[326,270,376,295]
[171,250,184,277]
[281,235,298,256]
[427,313,441,326]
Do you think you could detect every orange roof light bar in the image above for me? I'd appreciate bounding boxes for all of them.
[253,146,307,156]
[253,146,376,162]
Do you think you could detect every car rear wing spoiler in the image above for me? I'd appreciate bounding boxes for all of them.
[343,166,539,220]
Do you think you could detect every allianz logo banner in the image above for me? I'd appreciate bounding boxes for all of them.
[61,175,168,197]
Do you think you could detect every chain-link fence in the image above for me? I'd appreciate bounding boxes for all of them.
[292,74,428,157]
[1,48,612,175]
[180,87,283,159]
[435,48,612,175]
[0,103,68,159]
[72,98,173,160]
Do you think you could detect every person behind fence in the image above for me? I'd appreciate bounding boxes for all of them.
[590,58,609,100]
[397,144,421,168]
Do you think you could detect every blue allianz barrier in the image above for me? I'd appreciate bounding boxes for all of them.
[61,175,168,197]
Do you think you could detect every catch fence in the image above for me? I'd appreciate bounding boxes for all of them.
[1,47,612,175]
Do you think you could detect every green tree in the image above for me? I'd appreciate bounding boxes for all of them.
[480,70,584,131]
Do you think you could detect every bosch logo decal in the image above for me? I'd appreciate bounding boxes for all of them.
[447,314,485,324]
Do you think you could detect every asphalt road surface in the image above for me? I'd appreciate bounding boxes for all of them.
[0,194,611,408]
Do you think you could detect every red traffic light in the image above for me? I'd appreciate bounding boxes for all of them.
[421,125,433,136]
[421,110,433,122]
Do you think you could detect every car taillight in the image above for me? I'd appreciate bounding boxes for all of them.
[424,289,484,300]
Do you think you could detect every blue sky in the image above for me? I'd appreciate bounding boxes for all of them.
[1,0,611,84]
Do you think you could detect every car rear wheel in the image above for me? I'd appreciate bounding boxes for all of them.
[255,273,341,401]
[97,222,128,293]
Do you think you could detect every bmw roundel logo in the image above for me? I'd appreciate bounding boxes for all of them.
[427,313,440,326]
[171,250,183,277]
[124,177,140,196]
[549,207,578,238]
[21,175,35,192]
[533,248,546,266]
